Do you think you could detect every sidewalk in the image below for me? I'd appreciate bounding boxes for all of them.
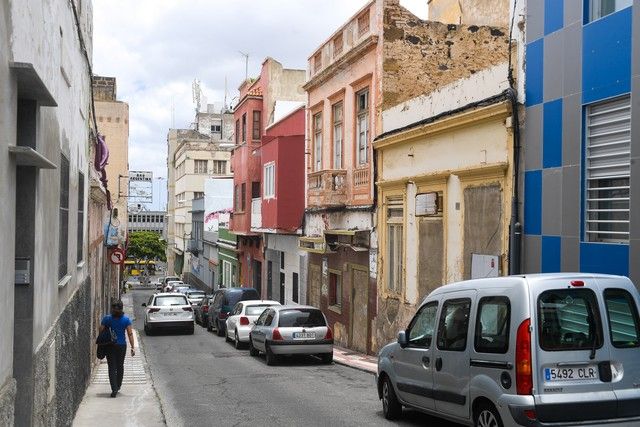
[73,294,165,427]
[333,346,377,374]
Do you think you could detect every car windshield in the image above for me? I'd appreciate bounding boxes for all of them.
[155,296,188,306]
[228,290,258,307]
[189,292,205,298]
[278,309,326,328]
[246,305,271,316]
[538,289,603,351]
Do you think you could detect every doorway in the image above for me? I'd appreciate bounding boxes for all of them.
[350,264,369,353]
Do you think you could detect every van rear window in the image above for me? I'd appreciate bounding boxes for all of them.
[538,289,603,351]
[604,289,640,348]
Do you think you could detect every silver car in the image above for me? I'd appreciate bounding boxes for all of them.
[377,273,640,426]
[226,300,280,349]
[142,293,195,335]
[185,290,206,306]
[248,305,333,365]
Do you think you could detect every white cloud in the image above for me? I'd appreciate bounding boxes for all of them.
[93,0,369,209]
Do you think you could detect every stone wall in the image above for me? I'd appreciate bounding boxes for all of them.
[382,1,509,110]
[32,277,92,427]
[428,0,511,27]
[0,378,16,427]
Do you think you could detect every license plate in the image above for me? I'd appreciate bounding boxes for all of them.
[545,366,599,381]
[293,332,315,339]
[164,312,178,316]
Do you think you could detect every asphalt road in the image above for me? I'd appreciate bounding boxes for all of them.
[131,288,462,427]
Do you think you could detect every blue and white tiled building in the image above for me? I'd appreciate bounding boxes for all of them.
[523,0,639,283]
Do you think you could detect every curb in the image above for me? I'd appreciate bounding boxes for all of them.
[333,358,377,375]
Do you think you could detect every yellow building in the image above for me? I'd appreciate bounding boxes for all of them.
[373,64,517,349]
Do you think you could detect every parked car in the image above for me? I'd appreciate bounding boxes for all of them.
[174,285,191,294]
[248,305,333,365]
[376,273,640,426]
[208,287,260,336]
[225,300,281,349]
[142,292,194,335]
[162,275,180,287]
[194,295,213,326]
[185,290,206,306]
[165,280,184,292]
[155,281,164,291]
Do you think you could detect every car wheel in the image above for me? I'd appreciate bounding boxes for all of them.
[216,320,224,337]
[381,376,402,420]
[265,343,278,366]
[249,336,259,357]
[320,352,333,364]
[234,330,242,350]
[475,402,503,427]
[206,318,213,332]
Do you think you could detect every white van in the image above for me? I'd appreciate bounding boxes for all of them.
[377,273,640,426]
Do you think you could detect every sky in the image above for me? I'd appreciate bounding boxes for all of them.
[93,0,427,210]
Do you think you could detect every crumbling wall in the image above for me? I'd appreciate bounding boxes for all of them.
[429,0,511,27]
[382,1,509,110]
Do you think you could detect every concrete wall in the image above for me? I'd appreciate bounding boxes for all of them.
[1,0,95,424]
[428,0,511,27]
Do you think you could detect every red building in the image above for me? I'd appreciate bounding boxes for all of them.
[230,58,306,296]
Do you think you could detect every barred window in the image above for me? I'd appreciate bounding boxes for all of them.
[59,154,69,280]
[332,102,343,169]
[585,95,631,243]
[194,160,208,174]
[212,160,227,175]
[386,197,404,293]
[252,110,261,141]
[313,113,322,171]
[356,89,369,165]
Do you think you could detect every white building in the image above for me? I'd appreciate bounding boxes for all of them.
[0,1,101,425]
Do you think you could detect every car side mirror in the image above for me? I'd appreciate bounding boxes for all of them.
[141,303,147,307]
[397,331,408,348]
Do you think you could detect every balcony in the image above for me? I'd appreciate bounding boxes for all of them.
[251,198,262,230]
[308,169,347,207]
[353,167,370,187]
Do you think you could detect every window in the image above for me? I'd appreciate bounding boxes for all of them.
[251,181,260,199]
[313,112,322,171]
[212,160,226,175]
[264,310,275,326]
[77,172,84,263]
[241,182,246,211]
[407,302,438,348]
[223,260,233,287]
[386,197,404,293]
[280,252,285,268]
[475,297,510,354]
[246,305,271,316]
[211,123,221,134]
[278,309,326,327]
[252,110,261,140]
[437,298,471,352]
[358,9,370,36]
[241,113,247,142]
[329,271,342,307]
[234,185,240,211]
[585,95,631,243]
[256,309,270,326]
[194,191,204,199]
[332,102,343,169]
[313,52,322,74]
[356,89,369,165]
[333,33,343,57]
[194,159,208,174]
[264,162,275,198]
[538,289,603,351]
[235,120,239,144]
[589,0,632,21]
[292,273,299,303]
[59,154,69,280]
[604,289,640,348]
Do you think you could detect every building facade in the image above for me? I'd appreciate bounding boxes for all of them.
[230,57,306,293]
[522,0,639,283]
[252,107,306,304]
[128,210,166,236]
[166,109,233,276]
[93,75,129,235]
[0,0,101,425]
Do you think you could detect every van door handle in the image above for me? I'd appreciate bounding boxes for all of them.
[435,357,443,371]
[422,356,430,365]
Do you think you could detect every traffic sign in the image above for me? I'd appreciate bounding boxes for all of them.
[110,248,125,265]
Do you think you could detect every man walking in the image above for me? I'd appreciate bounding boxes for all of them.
[99,300,135,397]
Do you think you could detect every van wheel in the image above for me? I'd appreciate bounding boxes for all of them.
[216,320,225,337]
[381,376,402,420]
[265,344,278,366]
[206,318,212,332]
[475,402,503,427]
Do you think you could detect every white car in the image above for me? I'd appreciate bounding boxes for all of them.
[164,280,184,292]
[185,290,206,306]
[226,300,281,349]
[142,293,194,335]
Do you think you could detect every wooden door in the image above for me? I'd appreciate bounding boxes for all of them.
[350,265,369,353]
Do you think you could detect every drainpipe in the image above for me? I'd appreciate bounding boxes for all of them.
[506,88,522,275]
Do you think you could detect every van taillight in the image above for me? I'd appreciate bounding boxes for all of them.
[516,318,533,395]
[239,316,250,326]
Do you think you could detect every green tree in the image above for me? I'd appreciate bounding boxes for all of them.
[127,231,167,262]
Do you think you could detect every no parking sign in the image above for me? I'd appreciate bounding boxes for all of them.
[109,248,125,265]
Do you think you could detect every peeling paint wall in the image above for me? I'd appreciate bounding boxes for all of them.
[428,0,511,27]
[382,0,509,111]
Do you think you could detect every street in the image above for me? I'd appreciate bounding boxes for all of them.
[131,288,460,426]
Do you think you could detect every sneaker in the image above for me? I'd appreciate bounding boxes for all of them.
[110,391,117,398]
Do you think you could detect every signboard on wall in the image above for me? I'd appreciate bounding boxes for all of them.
[128,170,153,203]
[416,192,438,216]
[471,254,500,279]
[204,178,234,232]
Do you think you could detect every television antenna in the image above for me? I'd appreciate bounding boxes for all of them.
[239,51,249,81]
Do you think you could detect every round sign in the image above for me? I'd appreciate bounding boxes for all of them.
[110,248,125,265]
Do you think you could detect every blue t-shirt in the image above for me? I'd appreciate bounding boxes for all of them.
[101,314,132,346]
